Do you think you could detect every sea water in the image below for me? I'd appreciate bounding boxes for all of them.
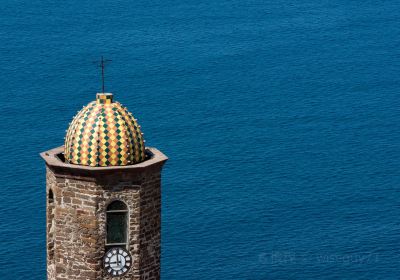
[0,0,399,279]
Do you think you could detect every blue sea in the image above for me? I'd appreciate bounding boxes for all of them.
[1,0,399,279]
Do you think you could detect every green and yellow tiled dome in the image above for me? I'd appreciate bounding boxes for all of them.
[64,93,146,167]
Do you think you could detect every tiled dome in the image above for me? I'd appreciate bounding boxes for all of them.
[64,93,146,167]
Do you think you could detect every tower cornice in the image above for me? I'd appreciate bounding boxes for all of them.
[40,146,167,178]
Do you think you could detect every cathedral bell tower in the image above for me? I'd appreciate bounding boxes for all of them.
[41,92,167,280]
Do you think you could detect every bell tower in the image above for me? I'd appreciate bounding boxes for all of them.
[41,93,167,280]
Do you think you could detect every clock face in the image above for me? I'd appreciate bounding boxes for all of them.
[103,247,132,277]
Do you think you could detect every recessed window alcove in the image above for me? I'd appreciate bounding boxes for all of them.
[47,189,55,261]
[106,200,129,251]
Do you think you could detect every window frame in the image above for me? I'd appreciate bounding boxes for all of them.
[105,200,129,249]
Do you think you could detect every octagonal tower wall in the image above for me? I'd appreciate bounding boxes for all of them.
[41,146,167,280]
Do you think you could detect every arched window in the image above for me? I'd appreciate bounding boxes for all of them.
[106,200,128,249]
[48,189,54,204]
[47,189,55,261]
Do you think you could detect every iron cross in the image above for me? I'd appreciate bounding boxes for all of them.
[96,56,112,93]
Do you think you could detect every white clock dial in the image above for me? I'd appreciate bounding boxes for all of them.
[103,247,132,277]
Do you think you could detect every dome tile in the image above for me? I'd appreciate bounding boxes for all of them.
[64,93,146,167]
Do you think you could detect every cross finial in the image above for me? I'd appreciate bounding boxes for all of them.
[96,56,112,93]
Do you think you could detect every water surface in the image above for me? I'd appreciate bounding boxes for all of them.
[0,1,399,279]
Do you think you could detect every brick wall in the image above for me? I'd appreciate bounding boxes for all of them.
[46,165,163,280]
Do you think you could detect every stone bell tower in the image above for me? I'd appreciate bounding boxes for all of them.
[41,93,167,280]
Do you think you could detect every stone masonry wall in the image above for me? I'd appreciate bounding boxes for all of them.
[46,166,162,280]
[138,172,161,280]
